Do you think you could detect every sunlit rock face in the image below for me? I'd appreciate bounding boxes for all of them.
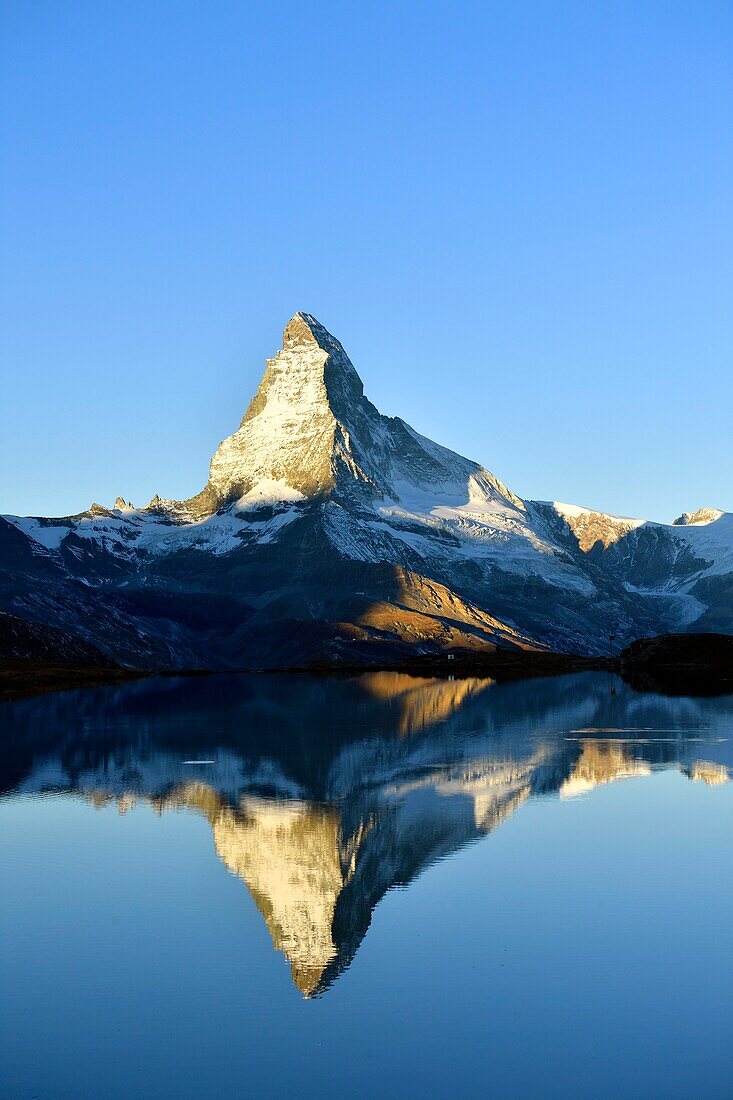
[553,504,642,553]
[189,314,351,511]
[1,311,732,666]
[202,311,521,506]
[674,508,724,528]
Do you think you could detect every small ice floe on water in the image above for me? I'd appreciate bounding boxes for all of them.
[182,759,216,765]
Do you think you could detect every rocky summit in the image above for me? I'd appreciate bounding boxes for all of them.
[2,312,732,669]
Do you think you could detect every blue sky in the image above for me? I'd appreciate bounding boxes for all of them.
[2,1,731,521]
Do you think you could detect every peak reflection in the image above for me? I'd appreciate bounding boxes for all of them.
[2,671,731,996]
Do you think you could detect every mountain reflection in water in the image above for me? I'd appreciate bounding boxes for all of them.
[2,670,731,997]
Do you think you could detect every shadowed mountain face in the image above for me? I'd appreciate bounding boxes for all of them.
[3,671,731,996]
[2,313,731,669]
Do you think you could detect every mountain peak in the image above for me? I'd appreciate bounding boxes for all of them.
[673,507,723,527]
[283,312,334,350]
[185,313,365,512]
[182,313,519,519]
[282,312,354,371]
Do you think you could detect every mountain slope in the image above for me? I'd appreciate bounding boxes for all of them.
[552,501,733,633]
[2,313,731,667]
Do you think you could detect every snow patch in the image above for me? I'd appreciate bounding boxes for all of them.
[234,479,306,512]
[5,516,70,550]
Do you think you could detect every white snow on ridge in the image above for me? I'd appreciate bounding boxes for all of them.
[553,500,732,536]
[234,479,306,512]
[553,501,733,556]
[552,501,647,528]
[5,517,71,550]
[675,508,724,527]
[667,511,733,578]
[6,492,305,559]
[317,483,599,594]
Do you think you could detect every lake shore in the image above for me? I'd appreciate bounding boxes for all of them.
[2,632,731,702]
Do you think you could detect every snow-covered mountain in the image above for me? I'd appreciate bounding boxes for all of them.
[2,313,731,667]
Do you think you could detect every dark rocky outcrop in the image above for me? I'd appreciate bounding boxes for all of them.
[620,632,733,695]
[0,610,116,666]
[0,611,147,700]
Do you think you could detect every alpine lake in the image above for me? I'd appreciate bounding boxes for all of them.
[2,669,732,1098]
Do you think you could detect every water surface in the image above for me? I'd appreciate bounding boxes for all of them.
[1,671,732,1098]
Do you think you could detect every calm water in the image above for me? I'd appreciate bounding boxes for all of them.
[1,671,732,1099]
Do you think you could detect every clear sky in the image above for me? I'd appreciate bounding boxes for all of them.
[2,1,731,522]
